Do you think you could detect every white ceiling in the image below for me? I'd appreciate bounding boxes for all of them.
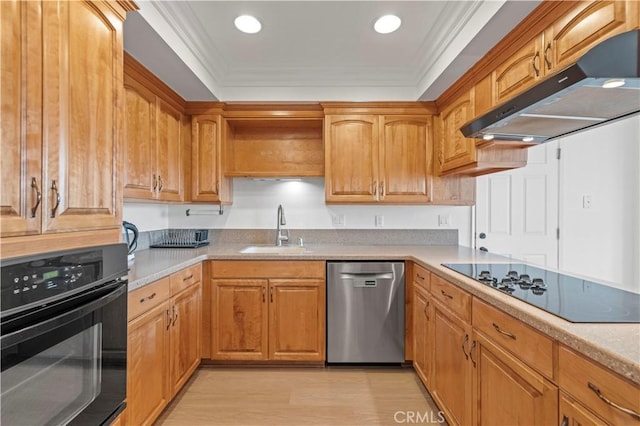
[124,1,541,102]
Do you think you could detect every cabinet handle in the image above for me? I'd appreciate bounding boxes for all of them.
[416,273,425,280]
[50,180,60,218]
[373,180,378,197]
[469,340,477,367]
[544,42,552,70]
[381,181,386,198]
[166,309,172,330]
[139,292,156,303]
[262,286,266,303]
[532,51,541,77]
[158,175,163,192]
[172,305,178,326]
[461,334,469,360]
[440,289,453,300]
[492,322,517,340]
[152,174,158,192]
[270,287,274,303]
[588,382,640,420]
[182,274,194,282]
[424,301,430,319]
[560,415,568,426]
[30,177,41,218]
[216,180,219,193]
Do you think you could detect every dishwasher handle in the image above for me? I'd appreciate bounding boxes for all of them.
[339,272,394,280]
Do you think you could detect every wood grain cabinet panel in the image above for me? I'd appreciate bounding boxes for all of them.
[123,53,184,202]
[437,91,476,175]
[2,0,127,242]
[324,115,380,202]
[548,0,639,70]
[413,284,432,387]
[268,279,325,361]
[211,279,269,360]
[560,392,613,426]
[472,333,558,426]
[127,300,171,426]
[170,282,202,397]
[208,260,326,362]
[191,114,232,203]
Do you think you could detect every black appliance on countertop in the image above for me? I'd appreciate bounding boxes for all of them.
[1,244,128,425]
[443,263,640,323]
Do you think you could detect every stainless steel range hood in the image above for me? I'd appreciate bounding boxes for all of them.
[461,30,640,143]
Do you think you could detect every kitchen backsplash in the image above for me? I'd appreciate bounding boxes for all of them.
[130,228,458,252]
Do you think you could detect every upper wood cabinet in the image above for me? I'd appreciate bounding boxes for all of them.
[123,53,185,202]
[547,0,638,71]
[190,114,232,204]
[1,0,133,253]
[436,86,528,177]
[324,114,380,203]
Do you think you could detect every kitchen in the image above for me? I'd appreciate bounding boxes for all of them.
[2,2,640,423]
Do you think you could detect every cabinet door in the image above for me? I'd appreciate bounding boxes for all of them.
[127,301,171,426]
[379,116,430,203]
[431,301,473,426]
[41,0,122,233]
[156,99,182,201]
[191,115,230,203]
[413,286,432,386]
[1,0,42,237]
[211,279,268,360]
[472,333,558,426]
[170,282,202,398]
[549,0,639,70]
[123,76,156,199]
[438,91,476,175]
[493,35,545,105]
[268,279,325,361]
[325,115,379,202]
[560,392,612,426]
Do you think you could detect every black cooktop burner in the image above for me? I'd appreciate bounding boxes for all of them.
[442,263,640,323]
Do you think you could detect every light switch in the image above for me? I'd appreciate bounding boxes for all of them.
[375,215,384,227]
[438,214,451,226]
[332,214,346,226]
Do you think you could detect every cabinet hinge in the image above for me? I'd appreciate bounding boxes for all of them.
[556,228,560,240]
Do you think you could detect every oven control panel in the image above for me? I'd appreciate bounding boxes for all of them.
[1,250,102,313]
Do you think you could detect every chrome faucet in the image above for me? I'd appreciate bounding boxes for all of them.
[275,204,289,246]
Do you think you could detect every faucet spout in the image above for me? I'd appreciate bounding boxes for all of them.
[276,204,289,246]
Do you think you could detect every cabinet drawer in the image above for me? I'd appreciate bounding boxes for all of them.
[211,260,325,279]
[473,298,554,379]
[128,277,171,321]
[431,274,471,321]
[170,263,202,294]
[413,264,430,291]
[559,345,640,426]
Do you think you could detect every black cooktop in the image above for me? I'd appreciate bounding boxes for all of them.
[443,263,640,323]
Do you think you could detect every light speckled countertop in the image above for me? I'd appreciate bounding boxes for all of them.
[127,243,640,386]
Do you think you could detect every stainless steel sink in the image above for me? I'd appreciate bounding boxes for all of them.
[239,245,309,254]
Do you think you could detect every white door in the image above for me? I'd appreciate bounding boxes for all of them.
[475,141,559,268]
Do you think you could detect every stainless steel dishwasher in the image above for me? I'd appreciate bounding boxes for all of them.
[327,261,405,363]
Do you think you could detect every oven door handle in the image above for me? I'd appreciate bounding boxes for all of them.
[1,282,126,349]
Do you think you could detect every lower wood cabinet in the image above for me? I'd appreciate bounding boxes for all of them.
[412,282,432,387]
[472,332,558,425]
[126,265,202,426]
[430,299,473,426]
[208,260,325,362]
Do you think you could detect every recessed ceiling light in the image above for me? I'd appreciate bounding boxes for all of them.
[522,136,535,142]
[374,15,401,34]
[235,15,261,34]
[602,79,625,88]
[482,134,495,141]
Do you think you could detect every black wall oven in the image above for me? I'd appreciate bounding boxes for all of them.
[1,244,128,425]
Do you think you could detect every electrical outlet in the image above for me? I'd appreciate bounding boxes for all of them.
[582,195,592,209]
[375,215,384,227]
[438,214,451,226]
[332,214,346,226]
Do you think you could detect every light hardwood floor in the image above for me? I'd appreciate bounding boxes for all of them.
[155,367,444,425]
